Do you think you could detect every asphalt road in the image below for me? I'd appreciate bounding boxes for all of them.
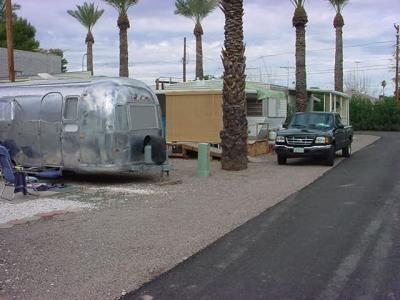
[124,132,400,300]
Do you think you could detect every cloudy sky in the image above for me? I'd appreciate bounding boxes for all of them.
[15,0,399,95]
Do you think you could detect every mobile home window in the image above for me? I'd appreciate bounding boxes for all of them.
[246,99,263,116]
[115,105,129,131]
[64,97,79,120]
[0,101,13,121]
[268,98,287,118]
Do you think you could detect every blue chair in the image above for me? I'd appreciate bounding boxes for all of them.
[0,145,27,199]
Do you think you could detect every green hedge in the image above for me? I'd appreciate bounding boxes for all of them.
[350,96,400,131]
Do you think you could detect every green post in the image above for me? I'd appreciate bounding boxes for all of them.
[197,143,210,177]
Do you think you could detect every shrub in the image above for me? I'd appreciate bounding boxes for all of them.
[350,96,400,131]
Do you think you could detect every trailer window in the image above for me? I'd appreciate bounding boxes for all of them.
[64,97,78,120]
[115,105,128,131]
[246,99,263,116]
[41,93,62,123]
[129,105,158,130]
[0,101,13,121]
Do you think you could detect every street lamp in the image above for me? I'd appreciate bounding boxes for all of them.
[82,53,87,72]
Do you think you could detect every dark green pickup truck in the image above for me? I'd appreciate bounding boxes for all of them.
[274,112,353,166]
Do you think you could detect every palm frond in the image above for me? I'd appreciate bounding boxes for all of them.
[68,2,104,31]
[327,0,349,12]
[175,0,219,23]
[290,0,306,8]
[103,0,139,14]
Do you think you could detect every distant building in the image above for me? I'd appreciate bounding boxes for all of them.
[0,48,61,79]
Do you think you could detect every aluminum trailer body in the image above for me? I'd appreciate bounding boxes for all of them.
[0,77,170,174]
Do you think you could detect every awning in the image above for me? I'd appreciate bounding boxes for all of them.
[246,82,286,100]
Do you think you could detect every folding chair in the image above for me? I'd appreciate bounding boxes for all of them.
[0,145,27,201]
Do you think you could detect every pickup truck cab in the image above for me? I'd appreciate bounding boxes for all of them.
[274,112,353,166]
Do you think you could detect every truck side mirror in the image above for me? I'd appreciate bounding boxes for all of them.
[282,122,288,129]
[337,124,344,129]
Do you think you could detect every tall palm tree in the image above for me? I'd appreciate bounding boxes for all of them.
[103,0,138,78]
[328,0,348,92]
[175,0,219,80]
[68,2,104,76]
[220,0,247,171]
[291,0,308,112]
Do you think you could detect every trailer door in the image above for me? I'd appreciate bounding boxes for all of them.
[40,93,63,166]
[62,96,80,168]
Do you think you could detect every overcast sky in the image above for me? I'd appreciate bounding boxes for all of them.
[15,0,399,95]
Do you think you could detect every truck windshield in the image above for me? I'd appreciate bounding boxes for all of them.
[289,113,333,130]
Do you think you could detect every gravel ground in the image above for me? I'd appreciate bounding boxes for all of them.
[0,134,379,300]
[0,199,92,224]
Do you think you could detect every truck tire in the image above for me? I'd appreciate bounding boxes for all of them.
[325,147,335,166]
[277,155,287,165]
[342,143,351,157]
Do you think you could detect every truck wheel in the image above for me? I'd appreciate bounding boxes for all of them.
[277,155,287,165]
[342,143,351,157]
[325,147,335,166]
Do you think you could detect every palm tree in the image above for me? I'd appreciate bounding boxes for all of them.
[291,0,308,112]
[103,0,138,78]
[175,0,219,81]
[220,0,247,171]
[328,0,348,93]
[68,2,104,76]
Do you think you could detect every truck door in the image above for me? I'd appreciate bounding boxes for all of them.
[335,114,345,150]
[39,93,63,166]
[62,96,80,168]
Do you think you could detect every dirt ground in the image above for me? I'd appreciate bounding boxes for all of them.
[0,134,379,300]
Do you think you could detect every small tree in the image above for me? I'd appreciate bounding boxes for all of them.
[0,0,20,22]
[0,17,39,51]
[37,48,68,73]
[381,80,387,97]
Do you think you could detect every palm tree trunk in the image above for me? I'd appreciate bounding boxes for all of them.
[295,25,307,112]
[220,0,248,171]
[86,31,94,76]
[194,22,204,80]
[87,41,93,75]
[119,26,129,77]
[335,26,344,92]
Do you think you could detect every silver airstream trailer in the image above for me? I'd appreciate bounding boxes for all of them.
[0,77,170,175]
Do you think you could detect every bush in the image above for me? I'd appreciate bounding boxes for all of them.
[350,96,400,131]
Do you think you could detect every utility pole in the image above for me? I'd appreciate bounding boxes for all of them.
[395,24,399,102]
[5,0,15,82]
[182,37,187,82]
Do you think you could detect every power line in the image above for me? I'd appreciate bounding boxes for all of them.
[247,61,393,71]
[249,40,395,61]
[247,64,392,77]
[255,66,392,79]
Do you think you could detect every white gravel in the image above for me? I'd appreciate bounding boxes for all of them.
[0,198,93,224]
[90,186,160,195]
